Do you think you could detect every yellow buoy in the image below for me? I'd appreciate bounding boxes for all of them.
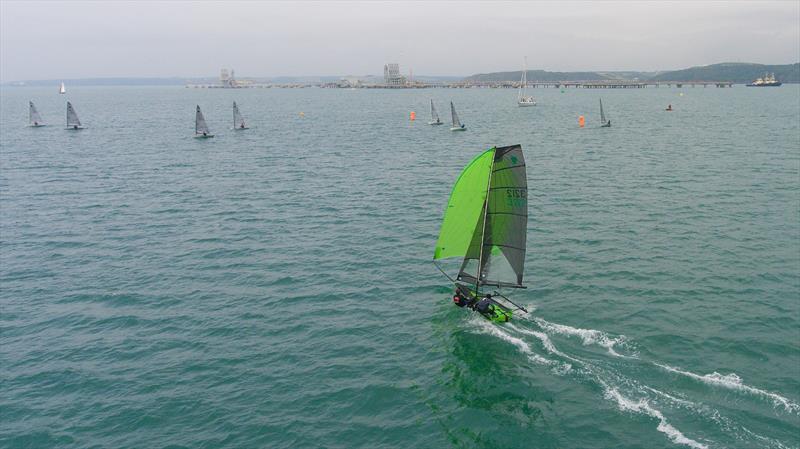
[299,112,305,117]
[679,93,684,97]
[410,111,416,121]
[578,115,585,128]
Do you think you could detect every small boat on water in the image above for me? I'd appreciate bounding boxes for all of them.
[428,99,443,125]
[599,98,611,127]
[233,101,248,130]
[747,72,782,87]
[195,105,214,138]
[29,101,45,127]
[434,145,529,322]
[450,102,466,131]
[59,82,66,94]
[66,101,83,129]
[517,57,536,107]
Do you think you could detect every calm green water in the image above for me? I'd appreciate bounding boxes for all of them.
[1,85,798,449]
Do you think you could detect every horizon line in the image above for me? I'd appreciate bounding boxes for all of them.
[3,61,798,85]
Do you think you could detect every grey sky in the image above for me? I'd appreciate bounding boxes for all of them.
[1,0,798,81]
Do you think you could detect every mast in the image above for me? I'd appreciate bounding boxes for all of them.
[475,148,496,295]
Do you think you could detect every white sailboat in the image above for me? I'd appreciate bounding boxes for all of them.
[195,105,214,138]
[59,82,66,94]
[66,101,83,129]
[517,57,535,107]
[428,99,443,125]
[29,101,46,127]
[599,98,611,127]
[450,102,466,131]
[233,101,248,130]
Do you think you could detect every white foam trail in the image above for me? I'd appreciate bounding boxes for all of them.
[602,383,709,449]
[655,363,799,413]
[508,323,558,354]
[507,323,583,367]
[470,319,569,370]
[533,317,632,357]
[644,386,697,408]
[740,426,794,449]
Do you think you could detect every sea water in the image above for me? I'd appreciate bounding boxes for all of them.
[1,85,798,448]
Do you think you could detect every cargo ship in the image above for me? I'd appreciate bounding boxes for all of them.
[747,73,782,87]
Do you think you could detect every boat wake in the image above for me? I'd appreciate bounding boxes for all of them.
[526,315,634,357]
[467,315,797,449]
[655,363,800,414]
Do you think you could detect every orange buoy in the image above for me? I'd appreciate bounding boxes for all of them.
[578,115,585,128]
[410,111,416,121]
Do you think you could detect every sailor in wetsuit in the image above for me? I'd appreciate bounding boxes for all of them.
[473,294,493,314]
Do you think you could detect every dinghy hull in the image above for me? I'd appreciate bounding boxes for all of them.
[453,288,513,322]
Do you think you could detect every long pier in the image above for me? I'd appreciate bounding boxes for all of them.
[187,80,735,89]
[447,80,735,89]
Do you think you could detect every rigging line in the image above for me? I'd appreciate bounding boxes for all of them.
[433,260,456,284]
[492,291,528,313]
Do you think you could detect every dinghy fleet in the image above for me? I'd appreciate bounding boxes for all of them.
[24,82,620,323]
[27,98,249,136]
[426,95,614,133]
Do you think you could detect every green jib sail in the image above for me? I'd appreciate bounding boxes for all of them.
[434,148,495,261]
[434,145,527,290]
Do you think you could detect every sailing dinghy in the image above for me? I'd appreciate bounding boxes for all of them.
[233,101,248,130]
[599,98,611,127]
[59,82,66,94]
[434,145,529,322]
[29,101,45,127]
[517,57,536,107]
[66,102,83,129]
[195,105,214,138]
[428,99,443,125]
[450,102,466,131]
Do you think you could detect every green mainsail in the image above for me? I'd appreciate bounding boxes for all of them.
[434,145,528,291]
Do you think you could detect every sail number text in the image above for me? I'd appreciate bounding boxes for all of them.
[505,189,527,208]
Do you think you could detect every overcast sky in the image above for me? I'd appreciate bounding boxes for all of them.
[1,1,798,81]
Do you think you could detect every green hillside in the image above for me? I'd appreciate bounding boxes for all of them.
[464,62,799,83]
[648,62,799,83]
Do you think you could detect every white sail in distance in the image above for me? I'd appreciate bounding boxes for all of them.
[233,102,247,129]
[196,105,210,135]
[29,101,44,126]
[451,102,461,128]
[66,102,82,128]
[430,100,441,124]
